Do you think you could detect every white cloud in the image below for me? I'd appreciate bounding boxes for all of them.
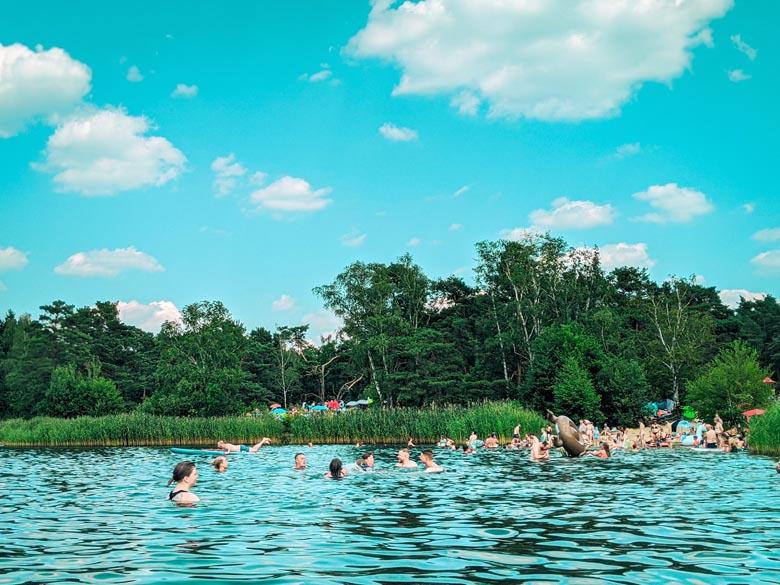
[407,237,421,247]
[753,228,780,243]
[593,243,656,271]
[341,230,367,248]
[0,281,6,292]
[751,250,780,275]
[347,0,731,121]
[719,289,766,309]
[117,300,181,332]
[272,294,296,312]
[0,246,29,271]
[614,142,642,160]
[249,176,333,214]
[171,83,198,98]
[530,197,616,230]
[302,308,343,343]
[632,183,714,223]
[450,90,480,116]
[693,274,706,285]
[249,171,268,186]
[379,122,418,142]
[500,226,543,242]
[0,42,91,137]
[309,69,333,82]
[54,246,164,277]
[728,69,751,83]
[742,203,755,214]
[449,223,463,231]
[731,34,757,60]
[127,65,143,82]
[453,184,470,197]
[211,153,247,197]
[35,107,186,196]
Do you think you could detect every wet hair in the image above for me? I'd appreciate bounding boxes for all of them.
[329,458,344,479]
[601,442,611,457]
[167,461,196,486]
[362,452,374,461]
[421,449,434,461]
[461,444,469,452]
[210,456,227,471]
[295,452,305,460]
[355,458,366,467]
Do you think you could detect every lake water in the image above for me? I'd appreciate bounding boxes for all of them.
[1,445,779,584]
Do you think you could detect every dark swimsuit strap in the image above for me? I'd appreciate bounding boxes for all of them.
[169,489,185,500]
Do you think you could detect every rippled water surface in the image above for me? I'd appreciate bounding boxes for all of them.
[1,445,779,584]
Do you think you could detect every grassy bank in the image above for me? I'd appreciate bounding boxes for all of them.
[747,403,780,457]
[0,402,545,447]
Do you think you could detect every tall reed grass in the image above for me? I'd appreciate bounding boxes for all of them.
[289,401,546,445]
[0,413,283,447]
[0,402,545,447]
[746,402,780,456]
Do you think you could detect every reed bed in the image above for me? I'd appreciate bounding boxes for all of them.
[0,413,284,447]
[289,401,546,445]
[746,403,780,456]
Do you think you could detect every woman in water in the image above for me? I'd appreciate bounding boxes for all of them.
[211,455,228,472]
[589,442,611,458]
[167,461,200,503]
[325,458,347,479]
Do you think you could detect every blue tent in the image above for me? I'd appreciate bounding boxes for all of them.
[272,407,287,414]
[311,405,329,411]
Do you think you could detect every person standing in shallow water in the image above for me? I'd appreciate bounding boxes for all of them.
[167,461,200,503]
[325,458,347,479]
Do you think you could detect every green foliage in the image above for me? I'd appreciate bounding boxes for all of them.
[44,365,125,418]
[745,402,780,456]
[686,340,772,422]
[552,357,602,423]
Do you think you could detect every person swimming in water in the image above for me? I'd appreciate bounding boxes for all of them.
[588,442,611,458]
[325,458,347,479]
[293,452,307,469]
[396,449,419,468]
[167,461,200,503]
[210,455,228,472]
[217,438,271,453]
[420,449,443,473]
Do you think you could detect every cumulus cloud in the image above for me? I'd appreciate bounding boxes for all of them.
[249,176,333,214]
[731,34,757,60]
[0,42,91,137]
[0,246,29,271]
[211,153,247,197]
[35,107,186,196]
[449,223,463,231]
[171,83,198,98]
[272,294,296,312]
[529,197,616,230]
[340,230,367,247]
[379,122,418,142]
[596,243,656,271]
[632,183,714,223]
[751,250,780,275]
[753,228,780,243]
[347,0,731,121]
[500,226,543,242]
[54,246,164,277]
[117,300,181,332]
[728,69,751,82]
[614,142,642,160]
[126,65,143,82]
[719,289,765,309]
[302,308,343,343]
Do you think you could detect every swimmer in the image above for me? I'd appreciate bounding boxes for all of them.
[396,449,419,468]
[362,452,376,471]
[588,442,611,458]
[217,438,271,453]
[325,458,347,479]
[407,438,416,448]
[420,449,443,473]
[483,433,499,448]
[210,455,228,472]
[468,430,478,444]
[293,452,307,469]
[529,434,550,462]
[167,461,200,503]
[462,444,475,454]
[347,458,367,473]
[308,442,314,448]
[355,441,365,448]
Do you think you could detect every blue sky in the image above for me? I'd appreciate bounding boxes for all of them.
[1,0,777,339]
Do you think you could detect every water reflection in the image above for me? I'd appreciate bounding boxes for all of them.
[1,445,779,583]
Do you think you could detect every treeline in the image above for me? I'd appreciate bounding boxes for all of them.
[1,234,777,426]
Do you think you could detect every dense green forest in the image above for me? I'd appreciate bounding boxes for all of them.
[1,234,777,427]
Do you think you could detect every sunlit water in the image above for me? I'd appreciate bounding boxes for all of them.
[1,445,779,584]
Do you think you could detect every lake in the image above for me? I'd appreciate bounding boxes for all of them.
[1,444,778,584]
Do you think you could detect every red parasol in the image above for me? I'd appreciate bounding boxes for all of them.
[269,403,282,409]
[742,408,765,421]
[326,400,341,409]
[763,377,777,384]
